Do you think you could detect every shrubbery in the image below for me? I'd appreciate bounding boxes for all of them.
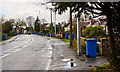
[8,31,15,36]
[72,37,86,54]
[82,26,106,38]
[44,29,49,34]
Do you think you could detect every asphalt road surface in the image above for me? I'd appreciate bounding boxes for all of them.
[1,35,52,70]
[0,34,108,71]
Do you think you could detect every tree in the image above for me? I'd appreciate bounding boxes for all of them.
[49,23,54,36]
[52,2,87,47]
[83,2,120,71]
[34,16,40,32]
[40,24,45,33]
[52,2,120,71]
[2,20,13,34]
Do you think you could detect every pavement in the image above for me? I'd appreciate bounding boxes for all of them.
[47,37,108,70]
[0,34,108,71]
[0,35,19,45]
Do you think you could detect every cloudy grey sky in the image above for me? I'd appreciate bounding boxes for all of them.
[0,0,69,23]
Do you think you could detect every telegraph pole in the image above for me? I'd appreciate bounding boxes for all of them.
[50,8,52,24]
[55,12,56,35]
[50,8,53,36]
[39,10,41,31]
[77,17,81,55]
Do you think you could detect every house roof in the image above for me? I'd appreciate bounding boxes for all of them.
[43,23,49,26]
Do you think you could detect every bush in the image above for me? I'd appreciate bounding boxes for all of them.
[82,26,106,38]
[2,32,6,36]
[44,29,49,34]
[93,63,112,72]
[73,37,86,54]
[8,31,15,36]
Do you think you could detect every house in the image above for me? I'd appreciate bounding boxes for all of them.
[64,19,90,31]
[43,23,49,30]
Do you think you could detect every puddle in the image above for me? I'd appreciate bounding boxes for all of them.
[64,62,77,68]
[63,59,77,68]
[62,59,70,62]
[88,65,92,67]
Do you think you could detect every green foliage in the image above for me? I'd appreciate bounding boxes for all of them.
[56,25,60,33]
[52,2,87,15]
[82,26,105,38]
[39,31,43,36]
[5,36,14,40]
[72,38,86,53]
[40,25,45,33]
[49,23,54,34]
[60,38,70,42]
[52,2,87,46]
[34,16,40,32]
[49,23,54,32]
[44,29,49,34]
[2,21,13,34]
[8,31,15,36]
[61,27,65,33]
[93,64,111,72]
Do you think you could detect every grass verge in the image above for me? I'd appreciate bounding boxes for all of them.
[2,36,14,41]
[92,63,113,72]
[60,38,70,42]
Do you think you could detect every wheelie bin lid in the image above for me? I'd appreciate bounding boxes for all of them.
[84,39,97,41]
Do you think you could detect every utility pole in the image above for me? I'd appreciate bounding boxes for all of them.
[50,8,53,36]
[38,10,41,32]
[40,3,54,36]
[69,7,72,47]
[50,8,52,24]
[77,17,81,55]
[55,12,56,35]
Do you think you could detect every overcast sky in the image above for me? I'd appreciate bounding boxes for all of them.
[0,0,69,23]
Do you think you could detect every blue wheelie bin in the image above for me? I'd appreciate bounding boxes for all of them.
[38,32,40,35]
[65,33,68,39]
[15,33,18,36]
[72,34,74,40]
[35,32,37,34]
[32,32,34,34]
[53,33,56,37]
[3,35,6,40]
[47,33,50,37]
[84,39,97,58]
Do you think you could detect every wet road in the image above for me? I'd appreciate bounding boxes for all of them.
[1,35,52,70]
[0,34,108,71]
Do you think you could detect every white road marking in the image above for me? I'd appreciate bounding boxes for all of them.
[1,35,34,58]
[46,40,52,70]
[3,35,30,53]
[0,53,10,59]
[4,45,19,53]
[13,36,34,53]
[13,48,21,52]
